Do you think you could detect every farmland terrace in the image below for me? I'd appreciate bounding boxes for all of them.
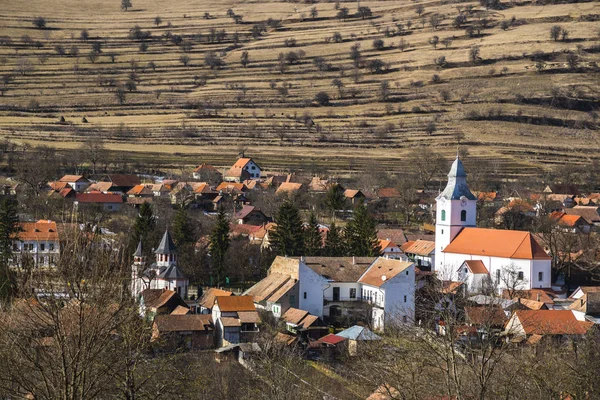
[0,0,598,176]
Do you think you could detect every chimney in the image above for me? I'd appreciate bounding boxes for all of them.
[300,256,305,262]
[536,293,541,302]
[352,256,356,265]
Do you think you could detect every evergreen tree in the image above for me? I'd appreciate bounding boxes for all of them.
[132,202,156,258]
[209,207,230,287]
[324,221,346,257]
[270,201,304,256]
[344,203,381,257]
[304,213,322,256]
[325,183,346,220]
[0,198,19,300]
[171,206,196,248]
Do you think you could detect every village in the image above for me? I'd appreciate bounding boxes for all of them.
[0,151,599,399]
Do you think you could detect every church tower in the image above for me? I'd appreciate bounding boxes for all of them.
[131,240,145,298]
[155,230,177,267]
[434,155,477,271]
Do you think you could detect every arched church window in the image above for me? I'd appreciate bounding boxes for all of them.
[441,210,446,221]
[461,210,467,222]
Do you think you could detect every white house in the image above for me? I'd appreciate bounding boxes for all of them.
[131,231,189,299]
[224,157,262,182]
[59,175,90,192]
[435,156,552,292]
[245,256,415,330]
[12,220,60,267]
[379,239,403,259]
[357,258,415,330]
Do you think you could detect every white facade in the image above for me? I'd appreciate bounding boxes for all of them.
[434,157,552,292]
[12,239,59,267]
[298,261,328,317]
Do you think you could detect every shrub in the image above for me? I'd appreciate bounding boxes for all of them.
[429,36,439,49]
[314,91,330,106]
[550,25,562,42]
[372,39,385,50]
[356,6,372,19]
[32,17,46,29]
[179,55,191,66]
[431,74,442,83]
[367,59,386,73]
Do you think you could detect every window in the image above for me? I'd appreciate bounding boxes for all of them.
[303,292,307,299]
[350,288,356,299]
[402,316,407,323]
[49,243,54,251]
[441,229,444,234]
[496,269,500,283]
[517,271,524,280]
[441,210,446,221]
[406,270,409,275]
[404,295,407,303]
[289,295,296,304]
[40,243,45,251]
[538,272,543,282]
[461,210,467,222]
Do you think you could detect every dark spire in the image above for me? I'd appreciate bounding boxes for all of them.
[437,156,476,200]
[155,230,177,255]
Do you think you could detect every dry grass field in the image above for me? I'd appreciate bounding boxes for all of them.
[0,0,598,176]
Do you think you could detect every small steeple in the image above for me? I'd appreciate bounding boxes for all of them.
[155,230,177,255]
[155,230,177,267]
[133,240,143,258]
[438,156,475,200]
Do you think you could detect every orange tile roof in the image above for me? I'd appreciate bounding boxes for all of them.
[442,281,464,294]
[379,239,398,251]
[511,310,593,335]
[232,157,252,169]
[276,182,303,194]
[281,307,309,325]
[358,259,413,287]
[154,314,212,332]
[215,295,256,312]
[463,260,488,274]
[193,163,219,173]
[199,288,233,310]
[59,175,87,183]
[170,305,190,315]
[127,184,152,196]
[344,189,362,198]
[49,181,69,191]
[476,191,498,202]
[376,188,400,198]
[443,228,550,260]
[402,239,435,256]
[75,193,123,204]
[216,182,246,192]
[16,220,59,241]
[504,289,557,304]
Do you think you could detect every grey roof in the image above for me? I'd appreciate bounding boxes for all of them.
[157,265,186,280]
[133,240,143,257]
[336,325,381,341]
[437,157,476,201]
[155,230,177,255]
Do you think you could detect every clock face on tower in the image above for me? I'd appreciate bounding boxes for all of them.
[460,196,467,207]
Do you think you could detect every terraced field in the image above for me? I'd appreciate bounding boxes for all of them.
[0,0,598,176]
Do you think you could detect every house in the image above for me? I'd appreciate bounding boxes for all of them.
[435,156,552,291]
[58,175,90,192]
[569,286,600,322]
[248,256,415,330]
[504,310,593,342]
[401,240,435,270]
[244,267,298,318]
[308,176,331,192]
[152,314,214,351]
[193,163,222,183]
[127,184,154,198]
[550,211,591,233]
[281,308,328,340]
[131,231,189,299]
[344,189,366,205]
[224,157,261,182]
[564,206,600,228]
[139,289,188,320]
[11,220,60,268]
[199,288,233,314]
[86,181,116,194]
[502,288,559,308]
[379,239,403,259]
[216,182,247,195]
[102,174,141,193]
[74,193,123,212]
[335,325,381,356]
[48,181,76,198]
[357,258,415,330]
[234,205,269,225]
[211,296,260,348]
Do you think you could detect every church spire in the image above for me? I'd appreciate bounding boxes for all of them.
[438,156,475,200]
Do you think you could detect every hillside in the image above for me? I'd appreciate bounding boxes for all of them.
[0,0,598,176]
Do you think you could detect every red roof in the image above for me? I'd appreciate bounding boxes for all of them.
[16,220,59,241]
[377,188,400,198]
[443,228,550,260]
[511,310,593,335]
[215,295,256,312]
[319,334,346,345]
[75,193,123,204]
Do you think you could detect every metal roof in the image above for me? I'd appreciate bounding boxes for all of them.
[437,156,476,201]
[155,230,177,254]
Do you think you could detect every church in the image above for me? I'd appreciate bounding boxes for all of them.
[434,156,552,292]
[131,230,189,299]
